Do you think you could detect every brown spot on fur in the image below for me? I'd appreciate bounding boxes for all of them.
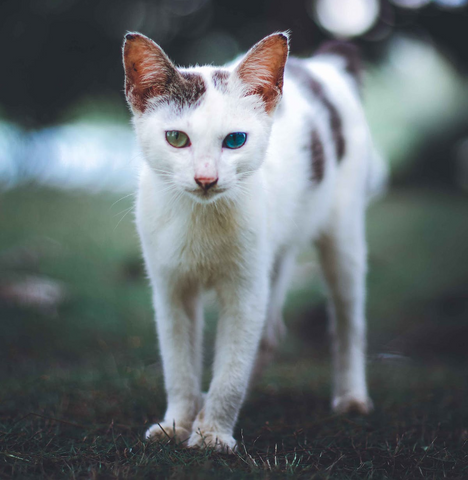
[287,58,345,161]
[235,33,289,114]
[174,72,206,109]
[212,69,230,92]
[311,129,325,182]
[315,41,362,92]
[123,33,206,113]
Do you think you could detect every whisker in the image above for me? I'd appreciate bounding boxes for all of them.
[113,206,134,218]
[114,206,134,231]
[110,192,135,209]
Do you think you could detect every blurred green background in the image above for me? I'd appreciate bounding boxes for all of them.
[1,0,467,378]
[1,1,468,477]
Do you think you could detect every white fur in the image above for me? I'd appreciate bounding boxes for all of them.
[131,39,382,452]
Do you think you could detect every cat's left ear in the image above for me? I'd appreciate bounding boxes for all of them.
[234,32,289,114]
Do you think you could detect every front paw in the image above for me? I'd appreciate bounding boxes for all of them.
[332,394,374,415]
[187,429,237,454]
[145,422,191,443]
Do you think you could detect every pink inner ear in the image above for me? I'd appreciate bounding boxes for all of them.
[235,33,289,113]
[123,33,177,113]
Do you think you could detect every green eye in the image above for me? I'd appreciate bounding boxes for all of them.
[223,132,247,149]
[166,131,190,148]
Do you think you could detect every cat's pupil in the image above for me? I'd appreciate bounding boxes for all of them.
[223,132,247,149]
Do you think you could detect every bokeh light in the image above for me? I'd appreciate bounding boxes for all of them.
[434,0,468,8]
[311,0,379,37]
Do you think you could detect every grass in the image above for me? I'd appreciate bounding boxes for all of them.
[1,362,467,478]
[1,185,468,478]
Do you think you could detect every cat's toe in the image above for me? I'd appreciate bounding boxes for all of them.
[145,422,191,443]
[332,394,374,415]
[187,430,237,454]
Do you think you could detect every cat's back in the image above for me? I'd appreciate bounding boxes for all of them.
[277,41,369,173]
[263,42,375,246]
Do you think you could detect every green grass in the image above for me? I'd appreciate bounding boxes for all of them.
[0,186,156,373]
[1,185,468,478]
[1,363,467,478]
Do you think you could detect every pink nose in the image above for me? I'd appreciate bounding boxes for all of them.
[195,176,218,191]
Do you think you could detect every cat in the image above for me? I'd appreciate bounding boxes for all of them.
[122,31,386,453]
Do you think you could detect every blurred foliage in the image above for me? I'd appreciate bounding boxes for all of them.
[1,0,468,126]
[0,188,153,374]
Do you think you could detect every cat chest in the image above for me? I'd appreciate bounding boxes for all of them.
[155,213,247,278]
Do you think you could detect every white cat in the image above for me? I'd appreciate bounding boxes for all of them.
[123,31,386,453]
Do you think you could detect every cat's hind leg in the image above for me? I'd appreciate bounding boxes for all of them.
[254,250,295,377]
[316,205,373,415]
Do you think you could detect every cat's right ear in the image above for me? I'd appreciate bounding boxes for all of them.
[123,33,178,114]
[234,32,289,114]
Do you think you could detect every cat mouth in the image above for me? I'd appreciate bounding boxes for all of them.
[185,187,226,201]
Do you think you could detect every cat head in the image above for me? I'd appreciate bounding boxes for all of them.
[123,32,289,203]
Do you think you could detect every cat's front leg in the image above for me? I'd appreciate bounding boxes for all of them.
[187,275,269,453]
[145,278,204,443]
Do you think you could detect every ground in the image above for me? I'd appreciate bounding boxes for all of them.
[1,186,467,478]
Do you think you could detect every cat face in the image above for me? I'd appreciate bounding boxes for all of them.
[123,32,289,203]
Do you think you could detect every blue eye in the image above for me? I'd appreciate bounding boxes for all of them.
[223,132,247,149]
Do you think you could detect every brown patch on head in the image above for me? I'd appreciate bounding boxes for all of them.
[175,72,206,109]
[311,129,325,182]
[287,58,345,161]
[123,32,206,113]
[234,33,289,114]
[315,41,362,92]
[212,69,230,92]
